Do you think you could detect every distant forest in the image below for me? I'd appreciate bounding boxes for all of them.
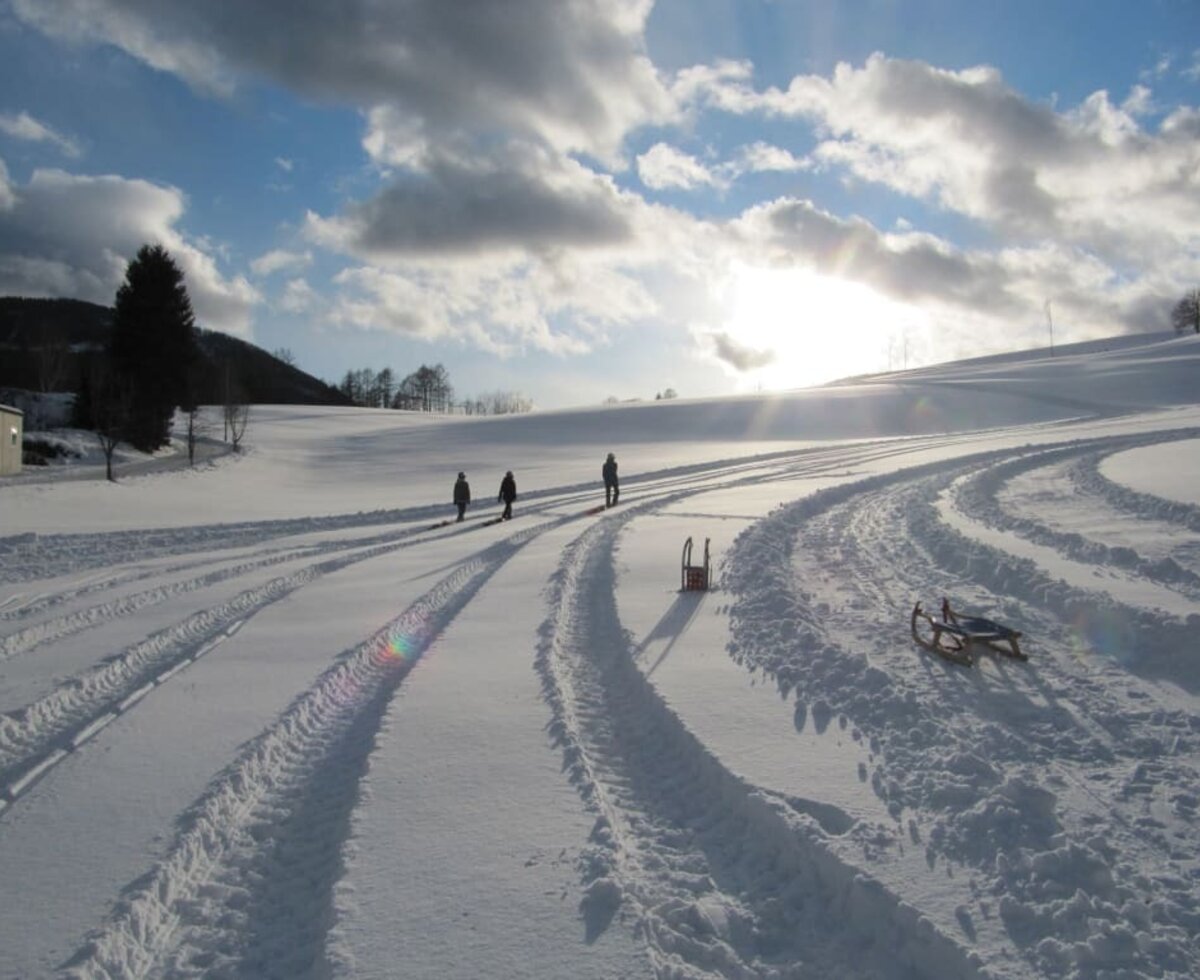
[0,296,349,407]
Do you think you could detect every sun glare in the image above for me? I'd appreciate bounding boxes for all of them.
[719,264,928,391]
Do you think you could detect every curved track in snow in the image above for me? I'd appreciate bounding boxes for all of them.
[724,427,1200,979]
[2,424,1198,978]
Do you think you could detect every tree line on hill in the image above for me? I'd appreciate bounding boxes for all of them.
[335,364,533,415]
[2,244,536,479]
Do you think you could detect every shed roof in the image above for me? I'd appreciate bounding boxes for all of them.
[0,404,24,416]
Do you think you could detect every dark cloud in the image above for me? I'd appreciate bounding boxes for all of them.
[307,149,636,258]
[12,0,672,159]
[755,199,1017,315]
[709,331,775,372]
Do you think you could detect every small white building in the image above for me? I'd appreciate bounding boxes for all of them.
[0,403,23,476]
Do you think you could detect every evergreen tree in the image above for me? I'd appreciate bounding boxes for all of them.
[109,244,199,451]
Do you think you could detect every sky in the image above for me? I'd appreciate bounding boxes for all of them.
[0,0,1198,409]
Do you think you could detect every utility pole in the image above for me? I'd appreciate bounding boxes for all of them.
[1044,300,1054,356]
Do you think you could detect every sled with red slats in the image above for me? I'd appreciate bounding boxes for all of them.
[681,537,711,591]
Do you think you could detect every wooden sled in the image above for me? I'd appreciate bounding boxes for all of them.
[681,537,711,591]
[911,598,1027,667]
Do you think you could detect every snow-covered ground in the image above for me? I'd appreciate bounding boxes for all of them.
[2,332,1199,979]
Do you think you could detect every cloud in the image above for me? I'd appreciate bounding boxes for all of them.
[305,144,638,259]
[733,141,810,175]
[1184,50,1200,82]
[274,156,293,172]
[251,248,313,277]
[708,331,774,371]
[12,0,674,162]
[0,158,14,210]
[636,142,725,191]
[280,277,318,313]
[0,162,259,335]
[725,194,1181,354]
[0,111,81,157]
[682,53,1200,267]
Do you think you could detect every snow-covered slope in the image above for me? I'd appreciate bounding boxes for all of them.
[1,333,1198,978]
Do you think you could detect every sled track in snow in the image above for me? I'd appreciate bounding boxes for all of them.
[724,428,1200,979]
[536,497,984,979]
[0,505,454,585]
[0,520,490,806]
[0,514,484,662]
[60,522,549,979]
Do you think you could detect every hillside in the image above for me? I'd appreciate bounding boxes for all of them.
[0,296,349,406]
[1,332,1199,978]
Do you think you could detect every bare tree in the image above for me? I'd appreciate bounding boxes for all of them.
[1172,289,1200,336]
[222,362,250,451]
[36,329,71,394]
[398,364,454,413]
[272,347,296,365]
[479,390,533,415]
[84,359,132,482]
[377,367,395,408]
[183,405,207,466]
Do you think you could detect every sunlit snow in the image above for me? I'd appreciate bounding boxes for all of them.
[2,332,1199,979]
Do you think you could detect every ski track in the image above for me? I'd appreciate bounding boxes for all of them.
[724,428,1200,979]
[950,431,1200,599]
[59,522,549,980]
[0,513,496,663]
[36,453,836,977]
[0,522,474,803]
[11,430,1200,978]
[535,493,984,979]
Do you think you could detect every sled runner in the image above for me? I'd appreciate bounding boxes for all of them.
[911,598,1026,666]
[681,537,711,591]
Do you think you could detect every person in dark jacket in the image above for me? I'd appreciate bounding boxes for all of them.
[453,471,471,522]
[498,470,517,520]
[602,452,619,507]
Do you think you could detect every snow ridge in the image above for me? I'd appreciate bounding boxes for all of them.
[536,502,983,979]
[724,431,1200,978]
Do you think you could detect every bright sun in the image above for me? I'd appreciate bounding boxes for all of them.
[719,263,928,390]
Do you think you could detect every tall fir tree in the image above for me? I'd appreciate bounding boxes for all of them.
[109,244,200,451]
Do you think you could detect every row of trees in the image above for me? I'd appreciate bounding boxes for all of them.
[336,364,533,415]
[337,364,454,411]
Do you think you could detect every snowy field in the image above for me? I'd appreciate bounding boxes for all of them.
[2,332,1200,979]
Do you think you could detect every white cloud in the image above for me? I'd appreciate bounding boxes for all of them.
[0,165,259,336]
[12,0,675,164]
[0,158,15,210]
[732,141,810,175]
[251,249,313,277]
[636,142,725,191]
[1184,50,1200,82]
[280,277,318,313]
[0,111,81,157]
[681,53,1200,269]
[274,156,293,172]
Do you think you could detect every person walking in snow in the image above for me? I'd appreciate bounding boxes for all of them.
[498,470,517,520]
[602,452,619,507]
[453,471,471,522]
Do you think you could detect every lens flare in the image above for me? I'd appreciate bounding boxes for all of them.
[1070,606,1136,664]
